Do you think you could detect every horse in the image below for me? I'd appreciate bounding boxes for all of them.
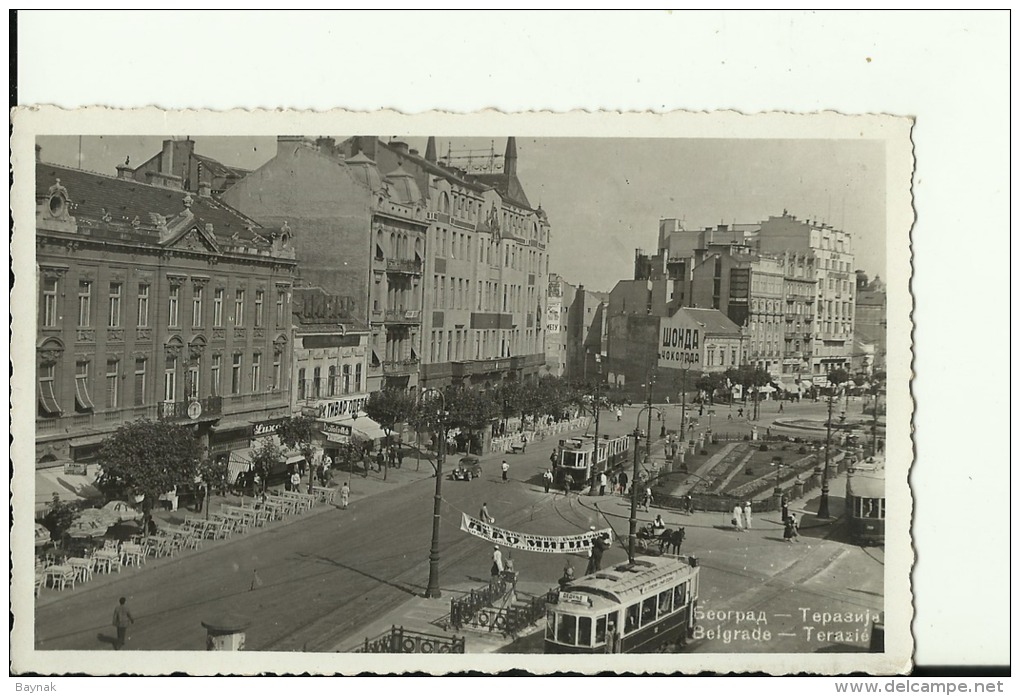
[658,527,686,554]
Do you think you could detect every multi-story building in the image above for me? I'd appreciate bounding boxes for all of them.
[34,153,296,500]
[340,136,550,390]
[544,274,608,380]
[854,275,886,373]
[544,273,571,377]
[221,136,428,394]
[757,211,855,377]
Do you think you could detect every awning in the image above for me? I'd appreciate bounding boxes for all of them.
[35,466,103,510]
[38,382,62,415]
[75,376,95,411]
[321,413,387,442]
[211,418,255,433]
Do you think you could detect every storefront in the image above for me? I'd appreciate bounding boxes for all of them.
[210,416,305,488]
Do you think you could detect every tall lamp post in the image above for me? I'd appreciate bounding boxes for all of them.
[421,388,447,599]
[627,405,662,563]
[817,381,836,519]
[643,370,656,460]
[590,352,603,492]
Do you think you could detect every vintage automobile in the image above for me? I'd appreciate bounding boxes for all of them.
[451,455,483,481]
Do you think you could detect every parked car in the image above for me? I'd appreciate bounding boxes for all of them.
[451,455,482,481]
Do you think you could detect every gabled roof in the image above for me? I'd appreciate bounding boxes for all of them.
[192,153,250,180]
[468,172,532,210]
[676,307,742,335]
[36,162,274,247]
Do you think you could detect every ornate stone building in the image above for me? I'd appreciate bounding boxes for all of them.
[34,156,296,493]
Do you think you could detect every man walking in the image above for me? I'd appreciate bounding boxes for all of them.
[490,545,504,580]
[599,472,608,496]
[339,481,350,510]
[543,469,553,493]
[480,502,495,525]
[618,471,628,496]
[743,501,753,530]
[112,597,134,650]
[501,460,509,483]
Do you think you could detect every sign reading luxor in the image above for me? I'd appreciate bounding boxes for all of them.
[658,313,701,368]
[460,513,612,554]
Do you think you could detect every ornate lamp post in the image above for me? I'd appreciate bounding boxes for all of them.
[420,388,448,599]
[818,381,836,519]
[627,425,643,564]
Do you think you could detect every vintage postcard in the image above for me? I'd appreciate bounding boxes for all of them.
[10,107,914,675]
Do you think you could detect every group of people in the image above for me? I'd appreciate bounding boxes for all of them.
[371,445,404,473]
[731,501,754,532]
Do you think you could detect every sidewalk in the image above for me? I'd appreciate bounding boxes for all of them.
[35,462,438,609]
[330,580,552,653]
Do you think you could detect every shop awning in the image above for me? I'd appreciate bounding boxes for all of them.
[211,418,255,433]
[35,465,103,510]
[320,413,387,442]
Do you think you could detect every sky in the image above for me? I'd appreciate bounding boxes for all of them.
[38,135,886,292]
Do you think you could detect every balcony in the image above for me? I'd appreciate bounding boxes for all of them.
[157,396,223,422]
[386,258,423,275]
[382,358,420,376]
[384,309,422,325]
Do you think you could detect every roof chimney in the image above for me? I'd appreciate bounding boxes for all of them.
[356,136,377,161]
[316,137,336,151]
[161,139,174,175]
[116,164,134,180]
[198,180,212,198]
[390,140,410,154]
[425,136,437,163]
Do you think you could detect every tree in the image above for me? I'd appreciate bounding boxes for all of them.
[695,373,727,403]
[445,386,498,454]
[42,493,78,544]
[249,437,282,499]
[96,419,204,539]
[726,366,772,418]
[276,414,320,491]
[364,389,417,480]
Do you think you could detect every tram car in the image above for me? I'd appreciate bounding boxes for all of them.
[544,554,700,654]
[554,434,630,490]
[845,459,886,545]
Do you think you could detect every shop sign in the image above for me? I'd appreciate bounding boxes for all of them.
[658,313,702,368]
[253,417,286,438]
[321,421,353,437]
[63,462,88,476]
[315,395,368,420]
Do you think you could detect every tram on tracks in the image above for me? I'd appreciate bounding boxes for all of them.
[554,434,630,489]
[544,554,700,654]
[845,459,886,545]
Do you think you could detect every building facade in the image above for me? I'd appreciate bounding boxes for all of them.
[221,136,429,394]
[35,157,296,479]
[127,138,250,196]
[343,136,550,390]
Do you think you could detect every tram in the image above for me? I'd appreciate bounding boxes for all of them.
[544,554,700,654]
[845,459,886,545]
[554,434,630,489]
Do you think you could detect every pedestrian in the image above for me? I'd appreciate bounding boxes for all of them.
[480,502,495,525]
[643,487,653,513]
[597,472,607,496]
[610,472,618,493]
[737,407,743,418]
[563,476,572,496]
[585,526,598,574]
[732,503,745,532]
[784,514,800,543]
[549,451,558,467]
[375,450,385,472]
[618,471,628,496]
[194,483,206,513]
[558,564,575,589]
[699,406,704,417]
[112,596,135,650]
[397,449,404,469]
[743,501,753,530]
[339,481,350,509]
[665,396,670,404]
[685,494,695,515]
[501,459,509,483]
[543,469,553,493]
[290,469,302,494]
[520,433,528,453]
[781,495,790,524]
[779,402,785,413]
[727,412,733,420]
[766,427,772,440]
[616,408,622,422]
[491,545,504,579]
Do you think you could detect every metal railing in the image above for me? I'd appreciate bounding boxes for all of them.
[157,395,223,421]
[449,576,509,630]
[355,625,465,654]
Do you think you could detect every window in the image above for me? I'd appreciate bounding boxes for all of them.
[137,283,150,327]
[210,354,222,396]
[555,614,577,645]
[134,358,146,406]
[251,353,261,393]
[672,582,687,610]
[38,363,61,416]
[354,363,362,392]
[328,365,337,396]
[213,288,224,327]
[276,290,286,326]
[595,616,608,645]
[78,280,92,327]
[41,277,59,328]
[312,366,321,398]
[108,282,122,328]
[74,361,94,412]
[624,603,640,634]
[342,364,351,394]
[272,355,281,391]
[105,359,119,409]
[168,286,180,327]
[254,290,264,327]
[231,353,242,395]
[297,367,306,400]
[658,589,673,616]
[186,360,200,400]
[234,290,245,326]
[164,357,178,402]
[192,286,203,327]
[641,597,657,627]
[577,616,592,648]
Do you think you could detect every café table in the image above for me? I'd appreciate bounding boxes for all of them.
[66,556,95,582]
[45,564,76,590]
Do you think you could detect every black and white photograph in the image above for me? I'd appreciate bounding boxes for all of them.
[9,9,1010,685]
[11,109,915,675]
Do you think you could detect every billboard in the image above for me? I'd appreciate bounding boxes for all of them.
[657,312,702,369]
[546,299,561,334]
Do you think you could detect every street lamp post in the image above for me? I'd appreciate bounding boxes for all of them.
[817,383,835,519]
[644,372,655,460]
[421,388,447,599]
[627,426,643,564]
[591,353,602,492]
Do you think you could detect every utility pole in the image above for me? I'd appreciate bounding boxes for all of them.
[679,368,688,469]
[590,353,602,492]
[627,426,643,564]
[645,371,654,460]
[818,383,835,519]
